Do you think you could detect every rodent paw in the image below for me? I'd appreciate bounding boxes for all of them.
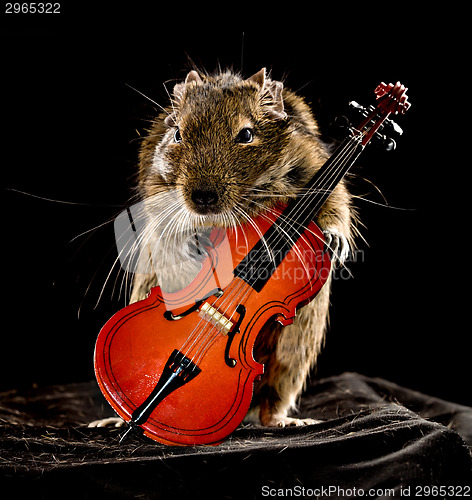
[323,227,350,264]
[273,416,322,428]
[88,417,126,428]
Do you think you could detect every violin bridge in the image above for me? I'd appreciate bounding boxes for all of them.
[198,302,233,335]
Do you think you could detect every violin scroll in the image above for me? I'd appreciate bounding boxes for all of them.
[375,81,411,115]
[351,81,411,147]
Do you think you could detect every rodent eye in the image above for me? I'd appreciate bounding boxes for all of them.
[173,127,182,143]
[235,127,254,144]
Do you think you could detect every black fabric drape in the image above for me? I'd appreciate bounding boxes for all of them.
[1,373,471,499]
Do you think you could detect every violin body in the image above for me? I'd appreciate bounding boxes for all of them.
[94,80,410,446]
[94,208,331,445]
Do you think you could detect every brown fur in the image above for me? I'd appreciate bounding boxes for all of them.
[130,68,355,427]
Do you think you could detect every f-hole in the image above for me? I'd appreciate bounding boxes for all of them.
[224,304,246,368]
[164,288,223,321]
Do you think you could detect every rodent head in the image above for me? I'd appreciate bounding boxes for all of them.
[139,68,323,228]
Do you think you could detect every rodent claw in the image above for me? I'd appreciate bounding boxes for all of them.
[88,417,126,428]
[275,416,322,427]
[323,227,350,264]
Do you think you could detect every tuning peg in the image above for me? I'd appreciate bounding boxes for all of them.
[332,114,351,129]
[379,135,396,152]
[384,118,403,136]
[349,101,367,114]
[349,100,363,110]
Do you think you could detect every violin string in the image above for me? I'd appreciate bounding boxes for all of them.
[182,132,364,368]
[234,134,362,283]
[176,215,269,364]
[175,233,258,363]
[180,132,365,370]
[178,271,252,358]
[190,283,253,368]
[180,277,248,362]
[190,97,400,371]
[174,122,371,371]
[230,134,362,299]
[186,259,256,366]
[184,90,405,369]
[192,103,395,365]
[187,212,282,366]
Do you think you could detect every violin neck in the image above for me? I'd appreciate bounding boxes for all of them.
[284,134,364,229]
[233,134,364,292]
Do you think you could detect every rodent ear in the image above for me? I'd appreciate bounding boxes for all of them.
[164,113,177,127]
[247,68,286,120]
[185,70,203,85]
[173,70,203,100]
[247,68,266,88]
[164,71,204,127]
[266,80,286,120]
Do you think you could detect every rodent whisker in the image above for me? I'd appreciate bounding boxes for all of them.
[226,204,250,255]
[351,194,414,211]
[162,81,179,123]
[69,216,116,244]
[239,194,305,233]
[62,196,141,315]
[235,201,311,278]
[248,186,332,197]
[246,197,359,271]
[233,203,277,271]
[125,83,172,120]
[97,191,186,305]
[242,195,317,242]
[238,197,313,279]
[129,132,163,144]
[78,227,125,317]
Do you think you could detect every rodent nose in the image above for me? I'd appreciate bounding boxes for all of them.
[191,189,219,206]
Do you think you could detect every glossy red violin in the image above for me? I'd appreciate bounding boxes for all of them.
[94,82,411,446]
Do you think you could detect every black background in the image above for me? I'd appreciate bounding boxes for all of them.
[1,7,469,406]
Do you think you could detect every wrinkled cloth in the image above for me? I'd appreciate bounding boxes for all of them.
[0,373,470,499]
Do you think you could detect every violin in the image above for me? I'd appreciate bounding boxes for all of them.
[94,82,411,446]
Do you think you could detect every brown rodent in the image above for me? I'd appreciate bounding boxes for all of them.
[130,67,356,427]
